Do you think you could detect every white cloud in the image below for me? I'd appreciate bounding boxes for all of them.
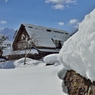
[46,0,64,4]
[65,0,76,4]
[66,5,72,8]
[69,19,79,24]
[0,21,7,24]
[45,0,77,4]
[58,22,64,26]
[52,4,64,10]
[45,0,77,10]
[5,0,8,2]
[68,19,80,28]
[74,22,80,28]
[74,25,78,28]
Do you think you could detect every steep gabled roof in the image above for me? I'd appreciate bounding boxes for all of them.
[22,23,70,48]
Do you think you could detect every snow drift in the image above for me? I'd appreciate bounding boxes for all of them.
[59,9,95,82]
[43,54,59,65]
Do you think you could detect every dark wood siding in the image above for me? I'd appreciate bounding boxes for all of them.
[13,24,29,50]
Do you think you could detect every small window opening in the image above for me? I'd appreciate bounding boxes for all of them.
[29,26,33,28]
[46,29,52,32]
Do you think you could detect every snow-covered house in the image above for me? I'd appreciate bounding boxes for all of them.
[12,23,70,53]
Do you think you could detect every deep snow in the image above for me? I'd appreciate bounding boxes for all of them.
[59,9,95,82]
[43,54,59,65]
[0,58,67,95]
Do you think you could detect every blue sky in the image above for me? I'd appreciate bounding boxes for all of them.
[0,0,95,32]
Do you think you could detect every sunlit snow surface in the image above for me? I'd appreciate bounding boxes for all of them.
[43,54,59,64]
[0,58,67,95]
[59,9,95,82]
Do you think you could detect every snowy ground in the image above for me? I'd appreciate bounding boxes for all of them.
[0,58,67,95]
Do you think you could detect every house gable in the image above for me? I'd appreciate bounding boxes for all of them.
[13,24,30,50]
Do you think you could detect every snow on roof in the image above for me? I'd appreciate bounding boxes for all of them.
[25,26,56,47]
[23,23,68,33]
[12,49,39,55]
[38,49,59,52]
[59,9,95,82]
[23,23,70,48]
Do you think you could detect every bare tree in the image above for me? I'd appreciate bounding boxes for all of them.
[24,33,39,65]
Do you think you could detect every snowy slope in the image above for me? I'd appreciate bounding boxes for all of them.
[59,9,95,82]
[0,58,66,95]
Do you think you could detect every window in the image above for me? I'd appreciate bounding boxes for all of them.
[52,39,62,49]
[28,43,31,48]
[54,30,59,33]
[22,43,27,48]
[18,43,22,49]
[65,32,68,35]
[54,40,59,47]
[18,42,28,49]
[46,29,52,32]
[7,44,11,47]
[21,34,25,40]
[54,30,63,34]
[29,26,33,28]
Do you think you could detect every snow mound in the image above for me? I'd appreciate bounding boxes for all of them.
[14,57,39,67]
[59,9,95,82]
[43,54,59,65]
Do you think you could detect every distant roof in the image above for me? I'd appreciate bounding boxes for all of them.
[3,40,13,44]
